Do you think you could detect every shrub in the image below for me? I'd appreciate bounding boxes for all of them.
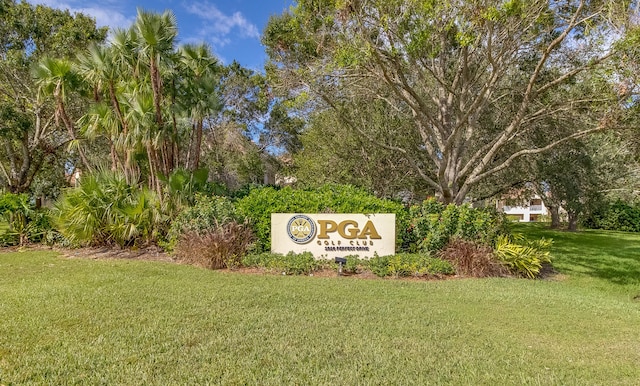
[54,171,162,247]
[365,253,454,278]
[439,239,509,277]
[342,255,362,274]
[241,252,271,268]
[0,231,18,247]
[493,234,552,279]
[583,201,640,232]
[174,222,255,269]
[236,184,409,251]
[0,193,55,246]
[165,194,244,251]
[367,254,390,277]
[409,198,509,253]
[242,251,320,275]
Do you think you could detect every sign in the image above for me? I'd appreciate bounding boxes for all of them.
[271,213,396,259]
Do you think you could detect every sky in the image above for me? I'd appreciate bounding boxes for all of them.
[27,0,295,71]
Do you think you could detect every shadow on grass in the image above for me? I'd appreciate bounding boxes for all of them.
[515,223,640,287]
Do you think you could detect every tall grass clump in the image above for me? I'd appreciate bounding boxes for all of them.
[169,194,254,269]
[439,239,509,277]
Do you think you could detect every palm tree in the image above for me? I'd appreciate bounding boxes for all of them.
[126,92,162,196]
[77,43,139,182]
[33,57,93,172]
[178,43,222,170]
[133,8,178,176]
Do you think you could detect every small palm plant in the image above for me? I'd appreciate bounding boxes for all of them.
[54,170,162,247]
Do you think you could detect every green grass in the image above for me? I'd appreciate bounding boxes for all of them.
[1,226,640,384]
[514,223,640,298]
[0,221,7,232]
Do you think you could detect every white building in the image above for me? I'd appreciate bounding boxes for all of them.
[497,196,548,222]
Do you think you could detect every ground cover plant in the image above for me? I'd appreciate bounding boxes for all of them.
[242,252,455,278]
[1,225,639,384]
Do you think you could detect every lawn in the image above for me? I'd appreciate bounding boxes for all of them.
[0,225,639,384]
[514,223,640,298]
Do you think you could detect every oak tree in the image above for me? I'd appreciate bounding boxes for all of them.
[264,0,635,203]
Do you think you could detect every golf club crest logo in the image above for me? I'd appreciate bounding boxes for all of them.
[287,215,316,244]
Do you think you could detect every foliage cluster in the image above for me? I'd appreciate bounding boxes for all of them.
[53,171,162,247]
[165,193,244,251]
[236,184,408,251]
[169,194,255,269]
[0,193,55,246]
[367,253,455,278]
[242,251,321,275]
[0,0,107,194]
[409,198,509,252]
[583,201,640,232]
[340,255,362,274]
[47,178,552,279]
[407,198,553,278]
[264,0,629,205]
[493,234,553,279]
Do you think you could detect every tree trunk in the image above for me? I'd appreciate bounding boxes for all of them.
[56,93,92,173]
[185,122,194,170]
[567,211,579,231]
[193,119,203,170]
[146,143,162,198]
[550,206,560,229]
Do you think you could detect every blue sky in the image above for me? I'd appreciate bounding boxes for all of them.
[28,0,294,71]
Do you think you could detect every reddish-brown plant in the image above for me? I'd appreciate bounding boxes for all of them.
[174,221,255,269]
[439,239,509,278]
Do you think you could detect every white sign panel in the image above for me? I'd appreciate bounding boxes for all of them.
[271,213,396,259]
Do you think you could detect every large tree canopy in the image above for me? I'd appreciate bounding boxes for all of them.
[264,0,636,203]
[0,0,107,193]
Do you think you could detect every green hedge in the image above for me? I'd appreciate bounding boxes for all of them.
[409,198,509,253]
[583,200,640,232]
[236,184,409,251]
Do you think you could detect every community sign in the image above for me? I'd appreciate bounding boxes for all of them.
[271,213,396,259]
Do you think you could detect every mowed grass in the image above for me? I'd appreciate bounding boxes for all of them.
[515,223,640,298]
[1,226,640,384]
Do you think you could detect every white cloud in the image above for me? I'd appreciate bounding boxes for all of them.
[184,2,260,42]
[27,0,133,30]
